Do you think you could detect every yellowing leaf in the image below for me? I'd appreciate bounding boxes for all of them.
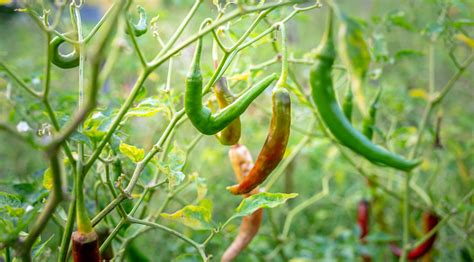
[234,192,298,218]
[190,172,207,202]
[421,159,430,171]
[42,168,53,190]
[0,0,12,5]
[161,200,213,230]
[409,88,428,99]
[126,96,167,118]
[229,72,249,81]
[119,142,145,163]
[148,72,160,81]
[455,33,474,48]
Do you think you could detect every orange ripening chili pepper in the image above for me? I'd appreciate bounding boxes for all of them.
[222,144,263,262]
[390,212,440,260]
[226,22,292,195]
[226,87,291,195]
[212,77,242,145]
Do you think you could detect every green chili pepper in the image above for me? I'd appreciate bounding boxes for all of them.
[227,23,291,195]
[211,77,241,145]
[361,88,382,140]
[50,33,80,69]
[127,6,147,37]
[336,7,371,113]
[185,38,277,135]
[309,9,420,171]
[342,86,353,122]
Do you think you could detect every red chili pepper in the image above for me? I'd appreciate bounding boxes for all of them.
[358,200,370,240]
[357,200,372,261]
[72,231,101,262]
[390,212,440,260]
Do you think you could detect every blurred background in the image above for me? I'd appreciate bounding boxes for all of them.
[0,0,473,261]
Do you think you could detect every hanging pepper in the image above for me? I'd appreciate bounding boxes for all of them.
[226,23,291,195]
[390,212,440,260]
[309,9,420,172]
[210,77,241,145]
[185,37,277,135]
[50,33,80,69]
[222,144,263,262]
[127,5,147,37]
[72,231,101,262]
[361,88,382,140]
[357,199,372,261]
[358,200,370,240]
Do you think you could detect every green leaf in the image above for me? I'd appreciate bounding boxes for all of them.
[126,96,167,118]
[387,10,413,31]
[42,168,52,190]
[83,112,114,140]
[32,234,54,258]
[234,192,298,218]
[372,33,389,62]
[394,49,424,60]
[119,142,145,163]
[161,199,213,230]
[12,183,35,196]
[452,18,474,28]
[0,191,24,217]
[158,142,186,189]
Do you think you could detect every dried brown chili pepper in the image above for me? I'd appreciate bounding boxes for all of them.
[222,144,263,262]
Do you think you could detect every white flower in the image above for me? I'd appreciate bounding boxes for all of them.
[16,121,30,132]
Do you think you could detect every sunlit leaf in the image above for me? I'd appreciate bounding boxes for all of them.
[119,142,145,163]
[161,199,213,230]
[42,168,52,190]
[83,112,114,140]
[126,96,166,118]
[455,33,474,48]
[234,192,298,218]
[409,88,428,100]
[190,172,207,202]
[229,72,249,81]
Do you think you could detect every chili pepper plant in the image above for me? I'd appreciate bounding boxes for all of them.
[0,0,472,261]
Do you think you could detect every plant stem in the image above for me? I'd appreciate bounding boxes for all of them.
[57,199,76,262]
[127,217,208,261]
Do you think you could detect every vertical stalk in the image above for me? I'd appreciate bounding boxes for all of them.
[71,1,93,234]
[400,42,435,262]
